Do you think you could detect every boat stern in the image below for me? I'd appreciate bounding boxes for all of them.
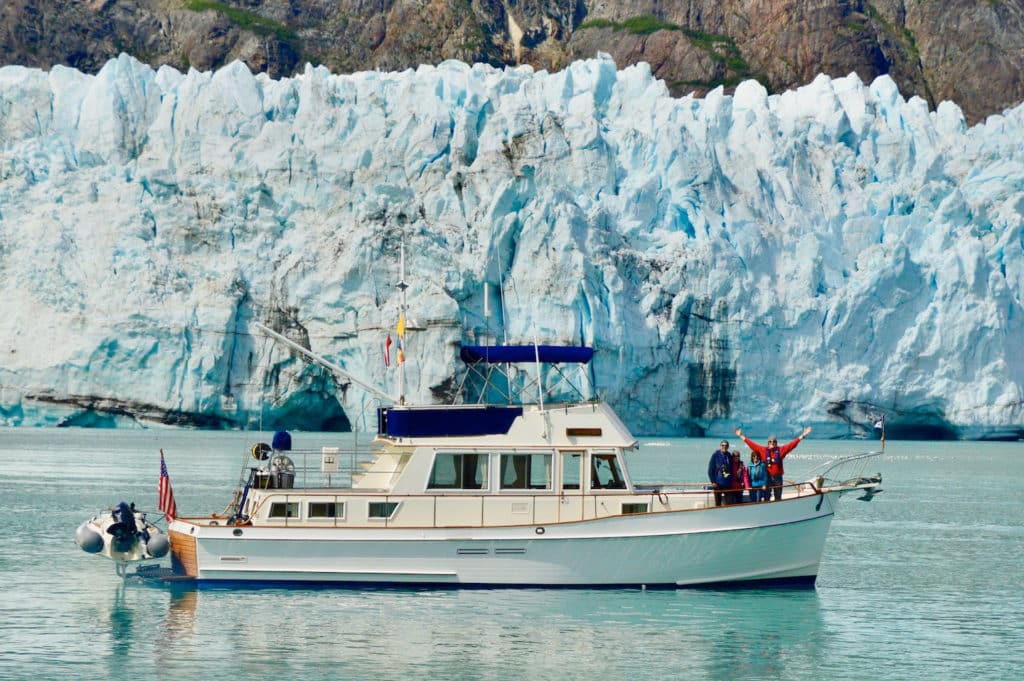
[168,523,198,577]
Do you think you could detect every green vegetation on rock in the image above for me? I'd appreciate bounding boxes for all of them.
[184,1,297,42]
[579,15,760,88]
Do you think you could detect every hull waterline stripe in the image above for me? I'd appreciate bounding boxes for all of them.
[189,575,820,590]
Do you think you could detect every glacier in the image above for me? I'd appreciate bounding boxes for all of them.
[0,53,1022,438]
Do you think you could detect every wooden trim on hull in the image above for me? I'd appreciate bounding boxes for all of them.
[169,529,198,577]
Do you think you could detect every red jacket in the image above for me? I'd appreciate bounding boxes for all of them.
[730,460,746,490]
[740,435,802,476]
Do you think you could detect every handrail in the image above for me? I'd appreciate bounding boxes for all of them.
[240,480,819,528]
[244,481,816,502]
[635,481,714,491]
[802,450,884,484]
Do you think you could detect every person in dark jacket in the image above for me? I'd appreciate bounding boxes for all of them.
[734,426,812,501]
[707,440,733,506]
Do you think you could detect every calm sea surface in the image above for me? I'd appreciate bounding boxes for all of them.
[1,428,1021,680]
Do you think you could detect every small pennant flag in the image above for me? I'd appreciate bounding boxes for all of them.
[396,313,406,338]
[159,450,177,522]
[384,334,392,368]
[873,419,884,429]
[397,335,405,365]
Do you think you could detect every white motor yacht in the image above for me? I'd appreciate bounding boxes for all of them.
[163,342,882,587]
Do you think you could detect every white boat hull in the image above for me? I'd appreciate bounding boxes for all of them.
[170,492,838,587]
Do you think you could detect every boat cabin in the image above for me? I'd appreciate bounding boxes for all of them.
[231,400,682,528]
[216,345,719,528]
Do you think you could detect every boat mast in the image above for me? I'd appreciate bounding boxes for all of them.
[494,243,514,404]
[533,336,544,411]
[253,322,391,402]
[483,281,490,342]
[397,240,408,405]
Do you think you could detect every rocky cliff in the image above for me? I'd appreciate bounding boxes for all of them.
[1,1,1022,124]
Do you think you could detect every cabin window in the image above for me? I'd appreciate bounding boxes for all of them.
[621,503,648,515]
[561,451,583,490]
[500,453,552,490]
[428,453,489,490]
[591,453,626,490]
[368,502,399,519]
[268,502,299,519]
[308,502,346,519]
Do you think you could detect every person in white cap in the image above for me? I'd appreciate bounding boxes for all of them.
[734,426,812,501]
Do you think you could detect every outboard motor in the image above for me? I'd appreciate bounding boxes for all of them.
[107,501,140,553]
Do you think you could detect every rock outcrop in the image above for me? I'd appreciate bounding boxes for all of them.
[2,1,1023,124]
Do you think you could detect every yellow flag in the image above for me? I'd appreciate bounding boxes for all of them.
[396,313,406,337]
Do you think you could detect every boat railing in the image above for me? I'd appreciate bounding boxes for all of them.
[801,450,884,489]
[635,482,714,492]
[251,447,382,490]
[241,479,822,528]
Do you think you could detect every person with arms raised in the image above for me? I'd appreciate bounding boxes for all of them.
[734,426,812,501]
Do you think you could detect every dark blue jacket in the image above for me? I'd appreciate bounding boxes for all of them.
[708,450,732,487]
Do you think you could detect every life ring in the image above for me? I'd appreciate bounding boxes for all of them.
[251,442,271,461]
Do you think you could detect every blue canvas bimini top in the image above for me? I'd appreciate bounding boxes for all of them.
[459,345,594,364]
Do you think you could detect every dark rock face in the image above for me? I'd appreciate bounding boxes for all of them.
[1,1,1021,123]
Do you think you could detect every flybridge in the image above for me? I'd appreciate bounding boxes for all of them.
[256,314,596,438]
[378,344,596,439]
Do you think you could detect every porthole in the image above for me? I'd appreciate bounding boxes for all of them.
[233,528,243,537]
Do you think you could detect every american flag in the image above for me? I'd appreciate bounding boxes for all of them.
[159,450,177,522]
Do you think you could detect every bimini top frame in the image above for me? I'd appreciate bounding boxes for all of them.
[377,344,597,440]
[453,344,596,408]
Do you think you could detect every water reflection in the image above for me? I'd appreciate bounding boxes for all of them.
[163,587,198,642]
[102,584,136,680]
[142,585,826,680]
[108,585,134,656]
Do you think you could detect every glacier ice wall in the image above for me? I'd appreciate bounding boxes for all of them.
[1,54,1022,438]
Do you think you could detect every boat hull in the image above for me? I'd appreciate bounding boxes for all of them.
[170,492,838,587]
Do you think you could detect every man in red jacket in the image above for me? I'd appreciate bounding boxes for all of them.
[734,426,812,501]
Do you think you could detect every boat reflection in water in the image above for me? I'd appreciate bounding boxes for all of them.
[162,587,198,641]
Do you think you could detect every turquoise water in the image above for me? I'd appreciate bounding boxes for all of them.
[1,429,1022,680]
